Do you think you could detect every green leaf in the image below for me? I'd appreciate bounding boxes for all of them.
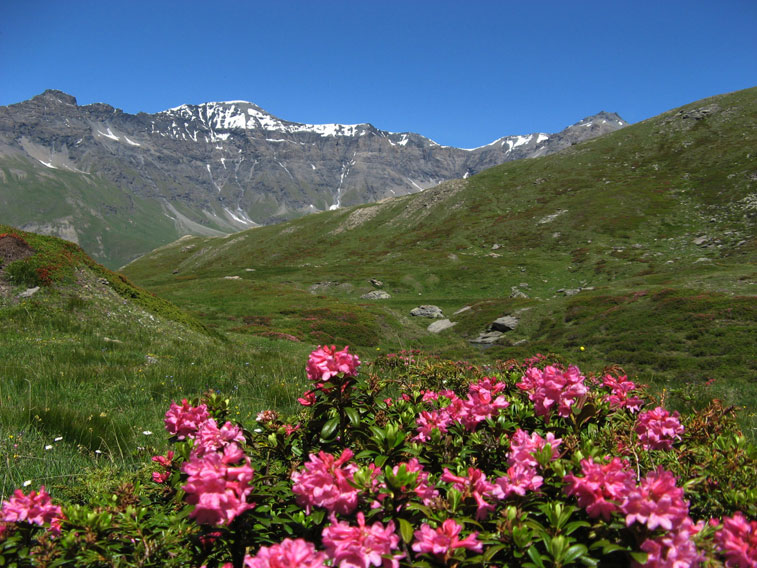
[320,417,340,440]
[398,518,415,544]
[344,407,360,425]
[630,552,649,564]
[563,544,589,564]
[527,546,546,568]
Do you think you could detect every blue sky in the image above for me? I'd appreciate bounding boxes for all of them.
[1,0,755,148]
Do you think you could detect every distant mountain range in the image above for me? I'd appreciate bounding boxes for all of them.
[0,89,626,267]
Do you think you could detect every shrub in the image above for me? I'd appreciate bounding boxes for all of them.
[1,348,755,567]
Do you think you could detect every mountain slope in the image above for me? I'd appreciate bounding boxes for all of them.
[0,90,624,267]
[123,87,757,432]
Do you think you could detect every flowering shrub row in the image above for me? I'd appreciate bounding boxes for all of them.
[1,346,755,567]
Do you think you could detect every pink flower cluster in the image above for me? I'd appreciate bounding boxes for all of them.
[516,364,588,418]
[164,399,210,440]
[493,429,561,499]
[299,345,361,406]
[322,512,403,568]
[564,457,636,521]
[714,512,757,568]
[0,485,64,535]
[566,461,703,566]
[244,538,327,568]
[413,377,509,441]
[634,407,684,450]
[412,519,482,559]
[393,458,438,506]
[623,467,690,531]
[603,374,643,412]
[636,517,703,568]
[181,445,255,525]
[163,399,255,526]
[151,450,174,484]
[291,449,360,514]
[441,467,497,520]
[307,345,361,382]
[194,418,245,457]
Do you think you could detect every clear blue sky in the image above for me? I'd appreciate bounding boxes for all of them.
[1,0,755,148]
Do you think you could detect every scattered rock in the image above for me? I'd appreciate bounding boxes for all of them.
[510,287,529,299]
[361,290,391,300]
[538,209,567,225]
[145,355,158,365]
[223,275,241,280]
[556,288,582,296]
[245,268,256,272]
[309,281,338,293]
[370,278,384,288]
[692,236,709,246]
[491,243,501,250]
[470,331,504,344]
[18,286,40,298]
[410,305,444,318]
[694,257,713,263]
[491,316,519,332]
[427,319,457,333]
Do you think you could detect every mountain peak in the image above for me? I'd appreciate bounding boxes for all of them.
[33,90,78,107]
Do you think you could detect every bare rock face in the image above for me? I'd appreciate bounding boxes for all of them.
[0,90,627,266]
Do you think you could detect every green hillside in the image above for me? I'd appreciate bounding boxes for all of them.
[0,227,316,496]
[123,87,757,434]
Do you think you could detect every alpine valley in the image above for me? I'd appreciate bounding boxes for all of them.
[0,89,625,268]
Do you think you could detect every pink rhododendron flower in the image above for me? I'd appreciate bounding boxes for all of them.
[634,517,703,568]
[460,377,510,430]
[413,409,453,442]
[714,511,757,568]
[164,399,210,440]
[635,407,684,450]
[392,458,439,506]
[516,364,588,418]
[322,512,403,568]
[194,418,245,457]
[291,449,360,514]
[564,457,636,521]
[622,467,689,532]
[493,463,544,499]
[441,467,496,520]
[603,374,643,412]
[0,485,64,535]
[246,538,327,568]
[181,450,255,525]
[297,390,317,406]
[412,519,482,558]
[307,345,361,382]
[508,429,562,467]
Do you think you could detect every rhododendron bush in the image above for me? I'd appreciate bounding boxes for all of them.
[1,347,756,567]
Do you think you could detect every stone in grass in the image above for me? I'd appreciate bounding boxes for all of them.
[17,286,40,298]
[410,305,444,318]
[491,316,519,332]
[470,331,504,344]
[361,290,391,300]
[427,319,456,333]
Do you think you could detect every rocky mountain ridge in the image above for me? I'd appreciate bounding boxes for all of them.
[0,90,626,266]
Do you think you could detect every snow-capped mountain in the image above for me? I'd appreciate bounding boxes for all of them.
[0,90,626,267]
